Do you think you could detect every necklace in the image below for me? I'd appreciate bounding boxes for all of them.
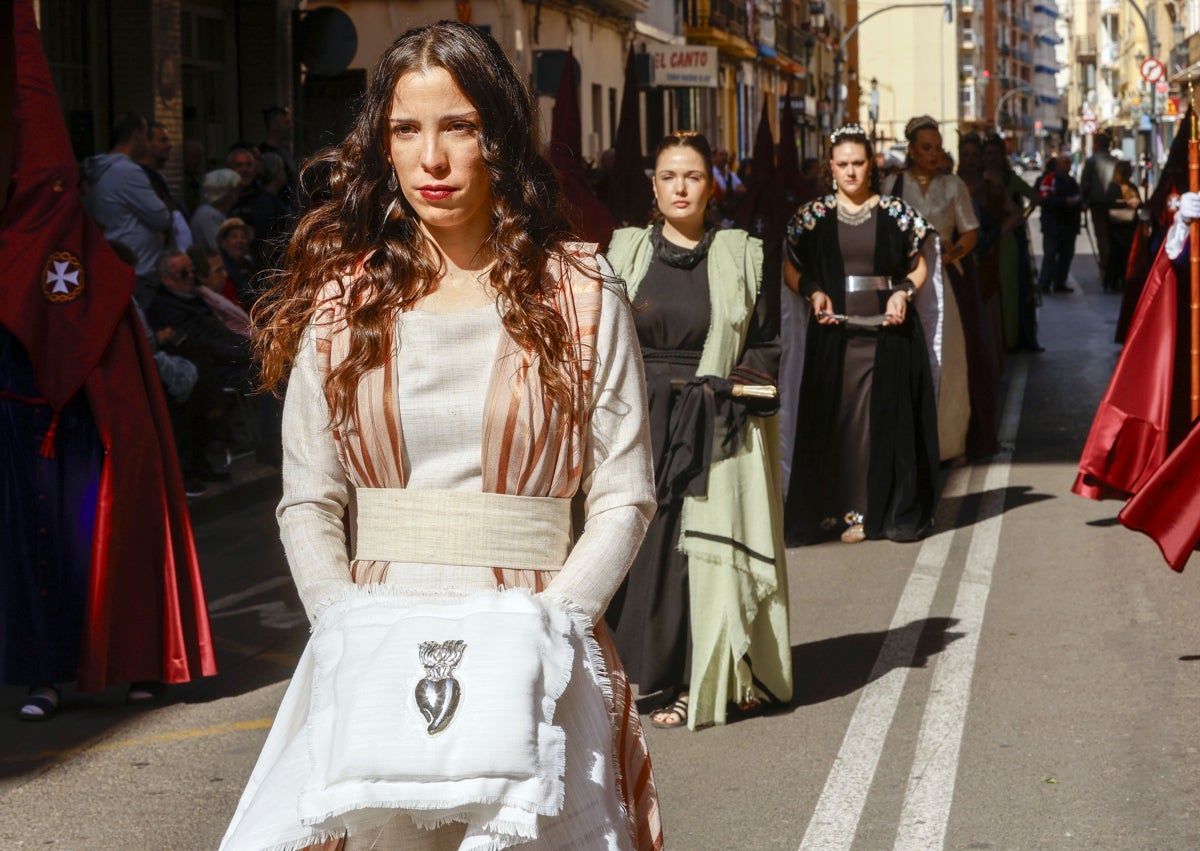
[913,172,932,186]
[837,197,876,226]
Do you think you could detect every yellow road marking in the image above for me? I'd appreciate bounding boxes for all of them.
[1,717,274,765]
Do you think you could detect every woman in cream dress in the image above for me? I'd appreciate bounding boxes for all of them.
[882,116,979,462]
[220,23,663,851]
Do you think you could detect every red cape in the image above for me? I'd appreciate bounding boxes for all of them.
[1119,420,1200,571]
[1072,241,1187,500]
[1,0,215,689]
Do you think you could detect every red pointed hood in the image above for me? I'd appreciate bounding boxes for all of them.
[548,48,616,246]
[0,0,134,410]
[605,46,652,227]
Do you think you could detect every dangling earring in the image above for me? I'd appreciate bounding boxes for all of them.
[831,176,838,192]
[387,170,398,192]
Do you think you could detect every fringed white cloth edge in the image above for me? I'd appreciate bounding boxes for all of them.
[220,585,631,851]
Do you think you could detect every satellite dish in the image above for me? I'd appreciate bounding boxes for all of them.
[296,7,358,77]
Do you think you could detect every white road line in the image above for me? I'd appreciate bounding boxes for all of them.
[797,467,969,851]
[893,360,1029,850]
[207,576,292,612]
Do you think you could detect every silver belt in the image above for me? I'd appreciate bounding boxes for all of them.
[845,275,893,292]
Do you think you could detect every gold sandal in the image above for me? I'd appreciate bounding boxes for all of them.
[841,511,865,543]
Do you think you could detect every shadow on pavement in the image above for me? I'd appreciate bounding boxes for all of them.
[787,616,963,708]
[938,484,1055,532]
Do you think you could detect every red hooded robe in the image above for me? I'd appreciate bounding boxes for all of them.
[0,0,215,689]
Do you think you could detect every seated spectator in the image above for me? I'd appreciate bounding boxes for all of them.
[83,112,171,276]
[148,250,251,388]
[110,241,208,495]
[148,250,256,478]
[190,168,241,252]
[187,246,251,338]
[217,217,259,307]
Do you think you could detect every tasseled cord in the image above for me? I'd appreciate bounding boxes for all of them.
[39,411,60,458]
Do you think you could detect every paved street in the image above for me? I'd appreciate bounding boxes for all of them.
[1,224,1198,850]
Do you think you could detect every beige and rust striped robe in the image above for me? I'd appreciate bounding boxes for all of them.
[277,246,664,850]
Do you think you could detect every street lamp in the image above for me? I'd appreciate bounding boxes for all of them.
[995,82,1036,136]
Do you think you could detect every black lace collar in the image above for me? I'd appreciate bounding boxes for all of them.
[651,221,716,270]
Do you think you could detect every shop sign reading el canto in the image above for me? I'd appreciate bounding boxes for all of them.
[646,45,718,87]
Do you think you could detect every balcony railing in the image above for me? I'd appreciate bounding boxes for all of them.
[961,0,975,13]
[686,0,750,40]
[777,20,798,61]
[962,29,978,51]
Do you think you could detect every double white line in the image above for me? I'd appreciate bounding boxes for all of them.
[800,359,1030,851]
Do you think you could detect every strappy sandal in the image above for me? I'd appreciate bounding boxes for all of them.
[649,692,689,729]
[18,686,60,722]
[841,511,865,543]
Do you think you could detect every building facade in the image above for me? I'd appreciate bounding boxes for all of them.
[34,0,867,199]
[856,3,960,151]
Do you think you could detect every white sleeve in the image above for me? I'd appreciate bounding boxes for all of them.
[1166,218,1190,260]
[1166,192,1200,259]
[276,323,355,623]
[543,263,656,623]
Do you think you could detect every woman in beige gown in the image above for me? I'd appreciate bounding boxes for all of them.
[882,116,979,462]
[220,23,663,851]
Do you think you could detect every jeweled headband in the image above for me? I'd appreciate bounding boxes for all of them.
[830,123,868,145]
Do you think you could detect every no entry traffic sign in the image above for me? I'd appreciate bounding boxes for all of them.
[1141,57,1166,83]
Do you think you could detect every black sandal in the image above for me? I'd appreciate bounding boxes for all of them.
[649,692,689,729]
[18,686,60,722]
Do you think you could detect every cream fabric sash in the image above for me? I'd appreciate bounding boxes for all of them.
[352,488,572,570]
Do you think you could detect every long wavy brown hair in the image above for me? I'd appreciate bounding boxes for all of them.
[254,21,586,429]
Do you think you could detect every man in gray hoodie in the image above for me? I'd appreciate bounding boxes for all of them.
[83,112,171,276]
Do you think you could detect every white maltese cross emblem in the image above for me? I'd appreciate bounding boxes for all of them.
[41,251,85,303]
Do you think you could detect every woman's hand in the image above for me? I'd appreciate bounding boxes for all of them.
[944,229,978,266]
[882,290,909,326]
[810,291,838,324]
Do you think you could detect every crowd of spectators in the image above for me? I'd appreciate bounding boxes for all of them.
[83,109,297,497]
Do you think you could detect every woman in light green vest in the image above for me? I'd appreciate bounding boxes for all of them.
[603,131,792,730]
